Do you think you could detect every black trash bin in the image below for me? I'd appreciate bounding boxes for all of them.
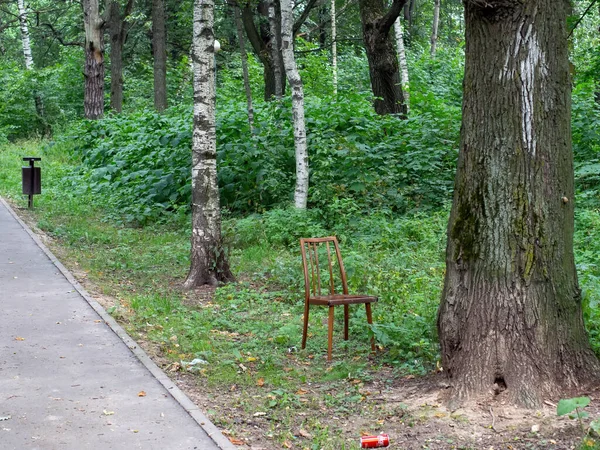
[22,157,41,208]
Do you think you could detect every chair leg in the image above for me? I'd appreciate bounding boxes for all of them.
[301,302,309,349]
[365,303,375,353]
[328,306,334,361]
[344,305,349,341]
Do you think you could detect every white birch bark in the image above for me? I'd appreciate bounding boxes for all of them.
[280,0,309,209]
[268,0,283,99]
[184,0,233,287]
[17,0,33,70]
[331,0,337,96]
[430,0,440,57]
[394,18,409,113]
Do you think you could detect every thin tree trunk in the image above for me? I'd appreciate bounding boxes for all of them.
[438,0,600,409]
[393,17,409,113]
[107,0,134,113]
[359,0,408,116]
[184,0,234,288]
[280,0,308,209]
[268,0,283,99]
[430,0,440,56]
[331,0,337,96]
[17,0,46,126]
[83,0,104,119]
[17,0,33,70]
[234,5,255,131]
[152,0,168,111]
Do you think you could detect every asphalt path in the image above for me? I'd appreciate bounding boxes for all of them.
[0,198,233,450]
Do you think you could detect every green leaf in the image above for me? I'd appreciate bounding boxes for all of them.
[557,397,591,416]
[590,419,600,434]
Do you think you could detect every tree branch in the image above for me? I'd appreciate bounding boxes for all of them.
[40,22,82,46]
[292,0,318,34]
[379,0,408,35]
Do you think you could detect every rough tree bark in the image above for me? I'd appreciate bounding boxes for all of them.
[234,5,255,131]
[184,0,234,288]
[83,0,105,119]
[241,0,317,100]
[393,17,409,113]
[107,0,134,113]
[359,0,407,116]
[280,0,308,209]
[152,0,168,111]
[430,0,440,56]
[438,0,600,409]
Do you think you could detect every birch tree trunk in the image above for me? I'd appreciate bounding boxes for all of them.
[280,0,308,209]
[184,0,234,288]
[17,0,33,70]
[152,0,168,112]
[429,0,440,57]
[393,17,409,113]
[438,0,600,409]
[331,0,337,96]
[268,0,283,99]
[107,0,134,113]
[83,0,105,119]
[17,0,45,124]
[234,5,255,131]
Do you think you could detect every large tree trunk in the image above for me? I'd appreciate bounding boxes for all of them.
[107,0,134,113]
[83,0,105,119]
[280,0,308,209]
[358,0,407,116]
[393,17,408,113]
[184,0,234,288]
[152,0,168,112]
[429,0,440,57]
[438,0,600,409]
[234,5,255,131]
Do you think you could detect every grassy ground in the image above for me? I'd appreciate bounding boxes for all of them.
[2,141,600,449]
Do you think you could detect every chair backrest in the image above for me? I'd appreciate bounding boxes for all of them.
[300,236,349,299]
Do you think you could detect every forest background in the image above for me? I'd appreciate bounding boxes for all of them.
[0,0,600,448]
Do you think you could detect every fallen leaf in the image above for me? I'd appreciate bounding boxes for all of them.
[238,364,247,372]
[298,429,312,439]
[247,357,257,362]
[138,391,146,397]
[296,389,308,395]
[228,437,244,446]
[253,412,267,417]
[256,378,265,387]
[283,440,292,448]
[15,337,25,341]
[102,410,115,416]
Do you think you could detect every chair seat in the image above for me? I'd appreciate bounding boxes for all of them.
[308,294,378,306]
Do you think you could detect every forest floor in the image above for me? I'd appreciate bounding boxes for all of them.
[10,202,600,450]
[89,284,599,450]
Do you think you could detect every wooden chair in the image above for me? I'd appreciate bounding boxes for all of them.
[300,236,378,361]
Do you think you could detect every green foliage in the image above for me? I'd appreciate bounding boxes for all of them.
[557,397,590,417]
[57,106,193,224]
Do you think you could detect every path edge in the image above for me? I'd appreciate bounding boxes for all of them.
[0,197,237,450]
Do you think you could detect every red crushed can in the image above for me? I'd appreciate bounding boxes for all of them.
[360,433,390,448]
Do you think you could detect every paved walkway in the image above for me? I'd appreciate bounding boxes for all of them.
[0,198,233,450]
